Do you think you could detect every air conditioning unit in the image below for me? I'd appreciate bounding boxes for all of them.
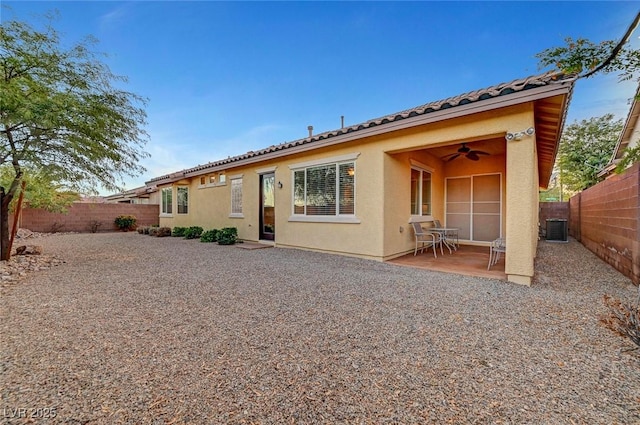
[546,219,568,242]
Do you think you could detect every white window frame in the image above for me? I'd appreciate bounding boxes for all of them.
[409,159,434,219]
[177,186,189,214]
[161,187,173,216]
[229,174,243,218]
[288,153,360,223]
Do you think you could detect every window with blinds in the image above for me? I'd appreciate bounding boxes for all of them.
[293,161,355,216]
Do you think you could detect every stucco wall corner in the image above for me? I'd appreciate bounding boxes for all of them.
[508,274,532,286]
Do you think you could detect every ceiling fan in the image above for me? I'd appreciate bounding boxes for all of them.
[441,143,490,162]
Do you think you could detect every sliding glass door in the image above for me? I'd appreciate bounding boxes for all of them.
[445,174,501,242]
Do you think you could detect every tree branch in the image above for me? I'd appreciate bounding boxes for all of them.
[580,11,640,79]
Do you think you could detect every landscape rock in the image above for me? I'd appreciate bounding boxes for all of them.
[15,245,43,255]
[16,228,34,239]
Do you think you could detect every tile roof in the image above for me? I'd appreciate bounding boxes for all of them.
[148,71,574,184]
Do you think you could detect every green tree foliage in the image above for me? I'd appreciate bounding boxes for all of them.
[557,115,623,193]
[536,37,640,82]
[0,165,79,212]
[615,144,640,172]
[0,11,149,259]
[535,13,640,82]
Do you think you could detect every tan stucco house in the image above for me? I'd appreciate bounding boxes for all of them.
[147,72,575,285]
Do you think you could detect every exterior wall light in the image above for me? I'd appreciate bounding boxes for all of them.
[277,181,283,189]
[506,127,535,141]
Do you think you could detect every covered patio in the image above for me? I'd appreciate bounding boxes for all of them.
[388,244,506,280]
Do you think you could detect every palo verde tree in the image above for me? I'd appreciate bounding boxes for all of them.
[536,12,640,83]
[0,11,149,260]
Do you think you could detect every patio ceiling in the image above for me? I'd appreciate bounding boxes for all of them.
[425,93,570,189]
[428,138,506,160]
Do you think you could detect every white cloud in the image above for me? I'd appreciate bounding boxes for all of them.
[98,4,131,32]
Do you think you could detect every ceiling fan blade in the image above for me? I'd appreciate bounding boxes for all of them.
[447,154,461,162]
[471,150,490,156]
[466,152,480,161]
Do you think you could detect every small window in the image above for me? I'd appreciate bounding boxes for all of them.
[209,175,216,185]
[230,177,242,215]
[161,187,172,215]
[177,186,188,214]
[219,173,226,184]
[199,176,206,186]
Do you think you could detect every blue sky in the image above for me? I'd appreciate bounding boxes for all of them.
[3,1,639,193]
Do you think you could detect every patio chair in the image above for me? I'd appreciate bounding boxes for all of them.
[411,222,443,257]
[487,237,506,270]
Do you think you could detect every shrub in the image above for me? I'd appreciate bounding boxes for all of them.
[137,226,148,234]
[217,227,238,245]
[600,293,640,351]
[149,227,159,236]
[156,227,172,237]
[183,226,204,240]
[200,229,219,243]
[172,227,187,237]
[115,215,136,231]
[89,220,102,233]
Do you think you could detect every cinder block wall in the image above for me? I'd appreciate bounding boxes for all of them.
[14,203,159,233]
[539,202,570,234]
[569,163,639,285]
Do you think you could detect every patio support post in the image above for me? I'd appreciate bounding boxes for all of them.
[505,118,538,286]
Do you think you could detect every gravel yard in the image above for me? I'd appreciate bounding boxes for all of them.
[1,232,639,424]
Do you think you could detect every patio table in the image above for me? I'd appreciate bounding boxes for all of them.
[431,227,459,253]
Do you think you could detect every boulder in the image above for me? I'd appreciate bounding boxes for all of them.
[15,245,43,255]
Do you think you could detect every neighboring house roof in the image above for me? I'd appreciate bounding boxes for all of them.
[148,71,575,187]
[104,185,158,202]
[598,83,640,178]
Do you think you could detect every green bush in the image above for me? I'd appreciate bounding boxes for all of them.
[200,229,219,243]
[115,215,137,231]
[172,227,187,237]
[217,227,238,245]
[183,226,204,240]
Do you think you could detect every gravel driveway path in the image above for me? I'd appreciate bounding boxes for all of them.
[2,233,639,424]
